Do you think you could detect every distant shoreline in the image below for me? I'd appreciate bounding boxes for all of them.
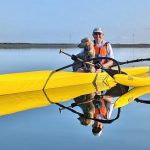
[0,43,150,49]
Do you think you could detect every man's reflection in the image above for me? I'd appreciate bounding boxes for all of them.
[92,94,113,136]
[73,83,129,136]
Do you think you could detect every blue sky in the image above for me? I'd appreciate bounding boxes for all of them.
[0,0,150,43]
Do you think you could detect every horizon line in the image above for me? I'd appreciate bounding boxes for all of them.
[0,43,150,49]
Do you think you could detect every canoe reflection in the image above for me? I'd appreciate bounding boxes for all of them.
[0,81,114,116]
[0,90,49,116]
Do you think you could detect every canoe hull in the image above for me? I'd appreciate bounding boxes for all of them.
[0,66,149,95]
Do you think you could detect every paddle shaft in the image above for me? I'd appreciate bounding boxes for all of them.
[112,58,150,67]
[59,49,72,57]
[59,49,95,67]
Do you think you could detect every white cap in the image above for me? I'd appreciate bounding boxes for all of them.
[93,27,103,34]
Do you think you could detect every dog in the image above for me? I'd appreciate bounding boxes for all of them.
[72,37,96,72]
[74,93,95,126]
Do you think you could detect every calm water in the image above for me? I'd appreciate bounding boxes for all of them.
[0,48,150,150]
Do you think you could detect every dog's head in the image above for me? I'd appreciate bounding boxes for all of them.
[78,37,94,52]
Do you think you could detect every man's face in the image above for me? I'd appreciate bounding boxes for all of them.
[93,32,104,41]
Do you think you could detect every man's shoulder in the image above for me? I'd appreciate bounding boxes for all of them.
[105,42,113,49]
[102,40,111,46]
[104,41,111,45]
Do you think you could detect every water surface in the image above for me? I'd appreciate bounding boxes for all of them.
[0,48,150,150]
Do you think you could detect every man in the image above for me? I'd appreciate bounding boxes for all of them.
[91,28,115,136]
[92,27,114,68]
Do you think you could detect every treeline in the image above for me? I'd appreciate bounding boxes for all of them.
[0,43,150,49]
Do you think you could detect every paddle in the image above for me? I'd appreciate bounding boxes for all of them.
[59,49,121,76]
[112,58,150,67]
[70,57,150,68]
[48,48,130,74]
[59,48,96,67]
[56,49,150,72]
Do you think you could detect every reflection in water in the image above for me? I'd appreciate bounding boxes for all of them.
[64,83,129,136]
[0,81,114,116]
[0,90,50,116]
[55,84,150,137]
[114,85,150,108]
[0,81,150,137]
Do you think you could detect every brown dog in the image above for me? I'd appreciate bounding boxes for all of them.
[73,37,95,72]
[74,93,95,126]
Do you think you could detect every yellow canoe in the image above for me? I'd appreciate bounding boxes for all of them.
[0,66,149,95]
[114,85,150,108]
[114,74,150,87]
[0,82,114,116]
